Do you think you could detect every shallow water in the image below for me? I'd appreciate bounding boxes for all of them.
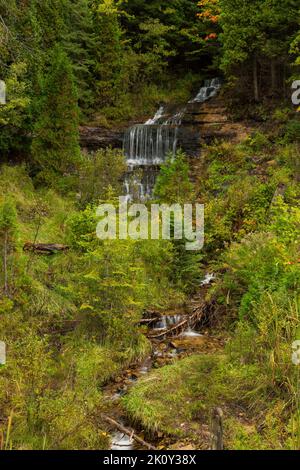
[109,275,216,449]
[201,273,215,286]
[180,328,203,338]
[111,431,134,450]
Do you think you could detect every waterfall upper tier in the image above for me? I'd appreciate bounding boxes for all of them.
[80,77,223,158]
[123,78,222,167]
[189,77,222,103]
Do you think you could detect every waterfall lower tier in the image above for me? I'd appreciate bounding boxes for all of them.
[123,105,183,199]
[123,166,159,202]
[123,124,179,166]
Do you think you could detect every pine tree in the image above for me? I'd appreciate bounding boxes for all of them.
[219,0,299,101]
[92,0,123,108]
[61,0,96,113]
[31,45,81,183]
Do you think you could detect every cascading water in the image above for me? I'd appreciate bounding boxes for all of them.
[123,107,182,200]
[123,104,182,167]
[123,78,221,201]
[189,77,222,103]
[124,124,179,166]
[153,314,184,330]
[144,105,165,125]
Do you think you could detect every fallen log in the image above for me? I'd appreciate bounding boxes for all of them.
[148,305,206,340]
[23,243,69,255]
[148,318,189,340]
[137,317,160,325]
[101,414,157,450]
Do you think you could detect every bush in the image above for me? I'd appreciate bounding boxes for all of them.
[283,119,300,143]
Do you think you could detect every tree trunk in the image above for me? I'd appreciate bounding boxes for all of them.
[283,61,287,98]
[23,243,69,255]
[253,57,259,102]
[271,60,276,95]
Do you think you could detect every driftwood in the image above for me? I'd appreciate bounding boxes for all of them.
[210,408,224,450]
[102,414,157,450]
[148,303,207,341]
[149,317,189,340]
[23,243,69,255]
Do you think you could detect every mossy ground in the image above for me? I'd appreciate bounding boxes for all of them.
[123,351,297,450]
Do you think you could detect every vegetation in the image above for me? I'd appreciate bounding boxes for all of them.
[0,163,182,449]
[0,0,300,452]
[124,132,300,449]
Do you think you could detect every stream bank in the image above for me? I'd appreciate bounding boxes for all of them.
[103,274,226,450]
[96,81,229,450]
[89,80,261,450]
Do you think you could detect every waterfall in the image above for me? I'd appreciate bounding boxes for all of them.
[123,125,179,166]
[123,78,221,200]
[123,167,158,202]
[123,106,182,200]
[123,106,181,166]
[190,77,222,103]
[145,105,165,125]
[153,314,184,330]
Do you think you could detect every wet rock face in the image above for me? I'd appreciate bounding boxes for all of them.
[176,125,201,158]
[169,335,223,353]
[79,81,233,160]
[79,126,124,151]
[180,97,233,148]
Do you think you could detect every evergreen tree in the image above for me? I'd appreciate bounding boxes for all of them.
[61,0,96,113]
[154,150,194,204]
[0,62,31,155]
[92,0,123,108]
[219,0,264,101]
[121,0,205,68]
[31,45,81,182]
[219,0,298,101]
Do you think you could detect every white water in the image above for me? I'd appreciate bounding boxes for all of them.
[201,273,216,286]
[124,124,179,166]
[123,78,221,200]
[153,314,183,330]
[190,78,222,103]
[111,430,134,450]
[123,165,158,202]
[145,105,165,125]
[180,328,202,338]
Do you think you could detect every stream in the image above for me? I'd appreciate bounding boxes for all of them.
[109,78,221,450]
[109,274,216,450]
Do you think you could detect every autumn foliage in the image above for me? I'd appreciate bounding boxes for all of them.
[197,0,220,41]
